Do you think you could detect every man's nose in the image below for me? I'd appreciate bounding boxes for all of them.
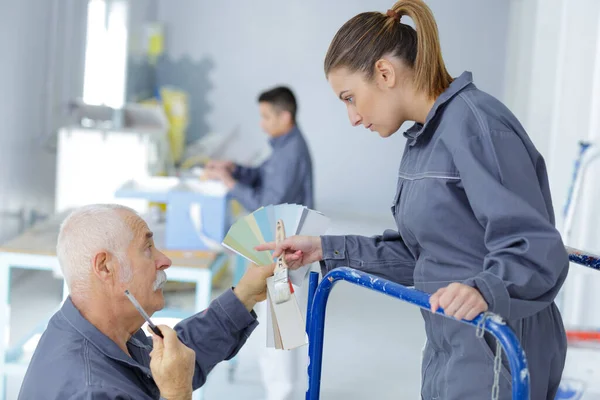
[157,250,172,270]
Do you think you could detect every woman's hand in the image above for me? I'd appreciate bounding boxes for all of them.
[255,235,323,269]
[429,283,488,321]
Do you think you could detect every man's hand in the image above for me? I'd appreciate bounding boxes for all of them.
[255,235,323,270]
[233,263,276,311]
[149,325,195,400]
[205,159,235,173]
[429,283,488,321]
[202,166,236,189]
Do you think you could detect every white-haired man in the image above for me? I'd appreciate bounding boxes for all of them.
[18,204,274,400]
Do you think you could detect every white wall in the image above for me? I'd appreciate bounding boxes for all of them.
[0,0,86,242]
[504,0,600,236]
[156,0,511,220]
[503,0,538,128]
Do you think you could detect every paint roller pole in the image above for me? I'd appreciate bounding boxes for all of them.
[305,267,530,400]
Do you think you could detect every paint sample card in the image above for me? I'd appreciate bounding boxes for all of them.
[266,291,283,349]
[266,276,308,350]
[222,203,329,349]
[222,204,330,282]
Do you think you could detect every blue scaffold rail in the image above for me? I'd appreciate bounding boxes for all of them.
[567,246,600,271]
[305,268,530,400]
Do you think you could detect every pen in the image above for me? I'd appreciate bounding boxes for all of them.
[124,290,164,338]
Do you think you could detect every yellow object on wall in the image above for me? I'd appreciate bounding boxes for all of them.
[145,23,164,65]
[160,87,189,165]
[140,86,189,213]
[141,87,189,166]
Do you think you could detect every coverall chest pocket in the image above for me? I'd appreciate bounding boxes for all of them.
[391,177,404,217]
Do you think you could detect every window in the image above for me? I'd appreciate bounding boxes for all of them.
[82,0,128,108]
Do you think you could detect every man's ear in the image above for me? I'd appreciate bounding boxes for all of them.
[91,251,114,283]
[279,110,293,126]
[275,110,293,125]
[374,58,397,89]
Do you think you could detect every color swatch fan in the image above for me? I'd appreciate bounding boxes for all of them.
[222,203,330,286]
[222,203,330,350]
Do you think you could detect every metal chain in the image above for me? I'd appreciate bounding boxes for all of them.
[491,340,502,400]
[475,311,489,338]
[475,312,502,400]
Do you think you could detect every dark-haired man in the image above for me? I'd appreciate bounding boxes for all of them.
[205,86,314,212]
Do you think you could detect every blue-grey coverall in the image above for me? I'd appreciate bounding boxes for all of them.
[319,72,569,399]
[229,125,314,210]
[18,290,256,399]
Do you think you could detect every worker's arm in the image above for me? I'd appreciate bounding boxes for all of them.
[320,231,416,286]
[204,160,261,187]
[173,264,274,390]
[232,164,262,187]
[256,232,416,287]
[453,128,569,320]
[229,150,300,212]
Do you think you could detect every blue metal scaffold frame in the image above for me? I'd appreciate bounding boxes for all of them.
[304,245,600,400]
[304,268,530,400]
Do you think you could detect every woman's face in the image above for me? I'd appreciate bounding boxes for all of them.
[327,60,411,138]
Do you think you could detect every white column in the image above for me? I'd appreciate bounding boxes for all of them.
[564,3,600,328]
[505,0,600,327]
[526,0,565,162]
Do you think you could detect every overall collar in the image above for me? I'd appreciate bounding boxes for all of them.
[60,296,151,374]
[269,125,300,148]
[403,71,474,146]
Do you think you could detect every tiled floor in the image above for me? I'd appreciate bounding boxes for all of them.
[5,214,426,399]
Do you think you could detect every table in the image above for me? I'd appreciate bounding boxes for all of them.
[0,211,230,400]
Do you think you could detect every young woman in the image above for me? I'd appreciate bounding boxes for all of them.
[258,0,568,398]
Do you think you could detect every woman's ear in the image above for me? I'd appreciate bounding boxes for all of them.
[374,58,397,89]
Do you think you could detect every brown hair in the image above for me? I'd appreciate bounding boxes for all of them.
[324,0,452,99]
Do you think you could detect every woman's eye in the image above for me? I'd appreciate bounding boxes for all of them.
[345,97,354,104]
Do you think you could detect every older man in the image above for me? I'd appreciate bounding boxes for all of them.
[18,204,274,400]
